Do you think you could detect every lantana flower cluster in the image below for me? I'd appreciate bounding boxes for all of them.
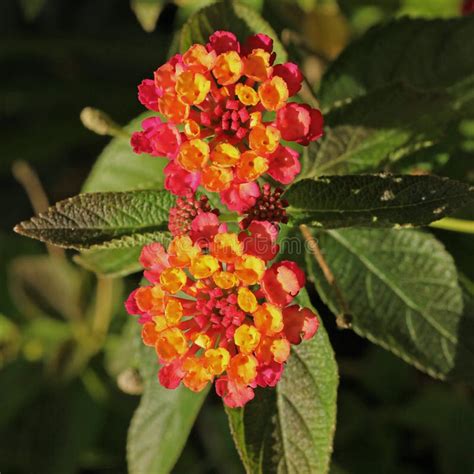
[126,31,322,407]
[131,30,323,212]
[126,207,318,407]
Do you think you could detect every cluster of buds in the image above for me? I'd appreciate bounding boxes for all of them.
[126,30,322,407]
[131,30,323,212]
[168,195,218,237]
[240,183,289,229]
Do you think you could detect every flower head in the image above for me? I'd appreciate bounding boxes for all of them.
[126,231,318,407]
[131,30,323,211]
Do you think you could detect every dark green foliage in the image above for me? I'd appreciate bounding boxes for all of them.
[285,175,474,227]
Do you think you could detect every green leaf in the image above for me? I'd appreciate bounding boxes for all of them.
[300,84,455,177]
[180,0,287,61]
[226,289,338,474]
[306,228,474,384]
[285,174,474,228]
[82,112,167,193]
[397,0,460,18]
[127,340,209,474]
[319,16,474,109]
[73,247,142,277]
[14,191,175,250]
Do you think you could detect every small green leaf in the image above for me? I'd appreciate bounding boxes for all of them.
[127,340,209,474]
[306,228,474,384]
[285,175,474,228]
[14,191,175,250]
[180,0,287,61]
[319,16,474,109]
[226,289,338,474]
[82,112,167,193]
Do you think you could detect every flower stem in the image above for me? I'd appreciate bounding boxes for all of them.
[219,212,239,223]
[12,160,66,261]
[92,276,115,340]
[429,217,474,234]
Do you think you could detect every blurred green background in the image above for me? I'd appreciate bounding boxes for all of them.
[1,0,473,473]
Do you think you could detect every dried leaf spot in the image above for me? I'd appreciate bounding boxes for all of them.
[380,190,395,201]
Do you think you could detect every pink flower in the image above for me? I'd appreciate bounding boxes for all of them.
[125,289,140,315]
[215,376,255,408]
[268,145,301,184]
[190,212,226,247]
[207,30,240,54]
[240,220,279,261]
[242,33,274,58]
[276,103,324,145]
[282,305,319,344]
[304,107,324,145]
[164,161,200,196]
[138,79,159,111]
[256,361,284,387]
[131,131,153,154]
[273,63,303,96]
[261,261,306,307]
[139,242,169,271]
[220,182,260,213]
[159,359,185,389]
[133,117,182,159]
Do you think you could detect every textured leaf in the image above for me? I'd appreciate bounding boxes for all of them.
[180,0,287,61]
[285,175,474,228]
[127,340,209,474]
[300,84,454,177]
[82,112,167,193]
[319,16,474,109]
[226,289,338,474]
[74,232,171,277]
[14,191,175,250]
[306,228,474,384]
